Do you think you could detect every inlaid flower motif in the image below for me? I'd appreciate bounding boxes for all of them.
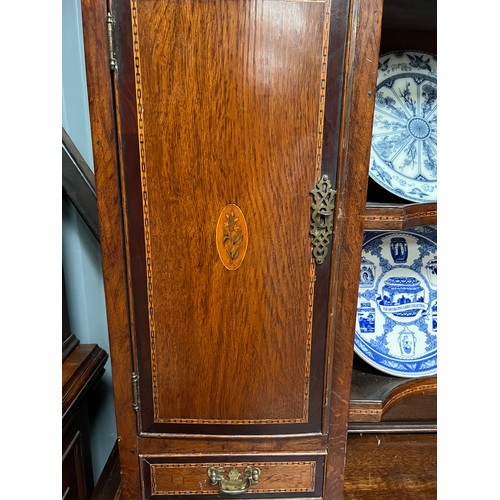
[223,211,243,263]
[224,211,240,233]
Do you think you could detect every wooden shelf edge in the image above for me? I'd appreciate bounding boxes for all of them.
[363,202,437,230]
[349,361,437,424]
[348,421,437,433]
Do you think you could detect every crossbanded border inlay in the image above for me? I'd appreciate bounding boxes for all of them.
[131,0,332,424]
[150,461,317,495]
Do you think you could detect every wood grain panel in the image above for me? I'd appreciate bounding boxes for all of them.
[112,0,336,433]
[344,433,437,499]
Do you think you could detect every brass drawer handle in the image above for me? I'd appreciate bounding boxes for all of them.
[207,466,261,495]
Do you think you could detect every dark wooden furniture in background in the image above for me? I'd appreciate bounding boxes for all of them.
[90,442,122,500]
[62,133,110,499]
[62,311,108,499]
[80,0,384,497]
[343,0,437,498]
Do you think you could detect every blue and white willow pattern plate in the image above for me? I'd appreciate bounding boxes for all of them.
[369,51,437,202]
[355,226,437,377]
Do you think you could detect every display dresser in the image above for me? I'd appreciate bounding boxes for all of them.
[80,0,384,497]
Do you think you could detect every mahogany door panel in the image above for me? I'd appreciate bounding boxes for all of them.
[111,0,345,435]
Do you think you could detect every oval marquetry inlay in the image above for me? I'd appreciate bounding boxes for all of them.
[216,204,248,270]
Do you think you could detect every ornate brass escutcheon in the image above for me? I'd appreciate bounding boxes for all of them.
[310,174,336,265]
[207,465,261,495]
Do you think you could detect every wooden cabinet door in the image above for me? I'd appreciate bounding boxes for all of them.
[111,0,344,437]
[81,0,383,497]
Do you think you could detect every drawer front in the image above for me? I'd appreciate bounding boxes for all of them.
[142,455,324,498]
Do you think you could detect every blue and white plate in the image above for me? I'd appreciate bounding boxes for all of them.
[355,227,437,377]
[369,51,437,202]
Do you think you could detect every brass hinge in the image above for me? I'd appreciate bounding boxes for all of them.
[106,12,117,71]
[132,372,140,411]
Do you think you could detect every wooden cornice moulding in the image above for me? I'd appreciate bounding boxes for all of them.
[363,202,437,230]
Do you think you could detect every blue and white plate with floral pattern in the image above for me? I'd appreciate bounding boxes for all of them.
[369,51,437,202]
[355,226,437,377]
